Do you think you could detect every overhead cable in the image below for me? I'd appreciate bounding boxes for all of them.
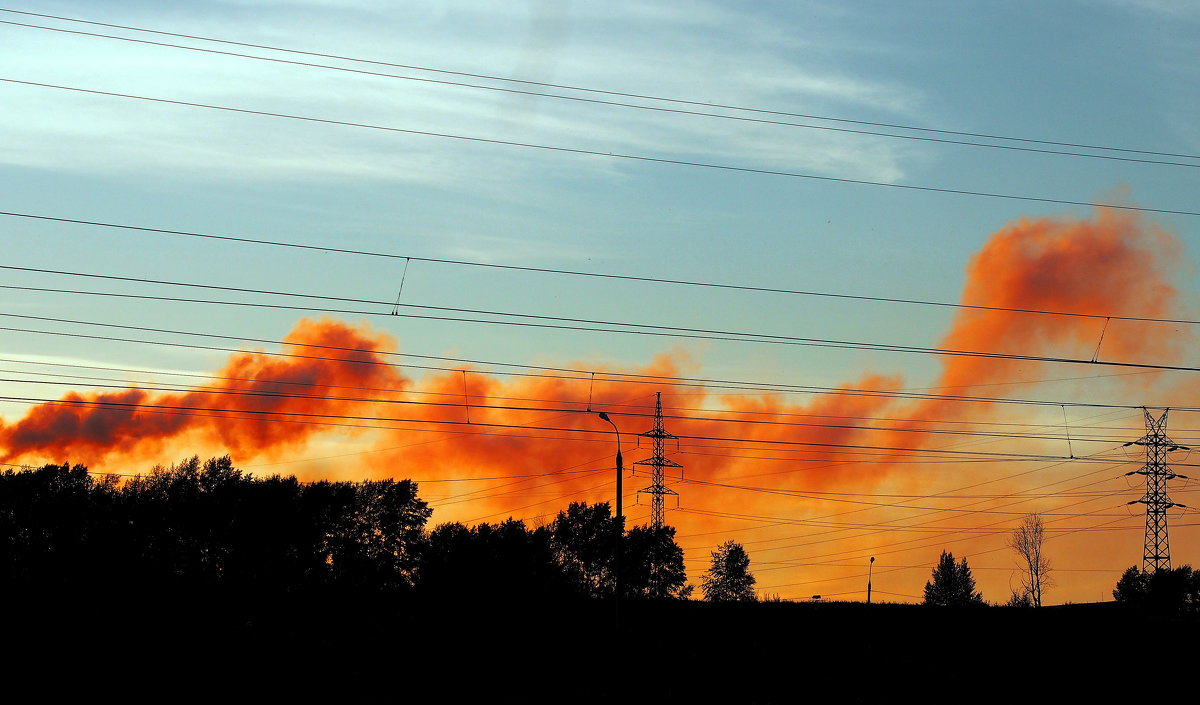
[4,78,1199,218]
[3,18,1198,170]
[4,213,1196,326]
[3,312,1195,410]
[5,261,1198,326]
[3,285,1198,372]
[2,8,1195,160]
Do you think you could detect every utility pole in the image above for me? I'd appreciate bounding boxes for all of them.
[634,392,682,529]
[1126,408,1189,573]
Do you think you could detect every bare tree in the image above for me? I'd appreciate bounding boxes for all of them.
[1008,513,1052,607]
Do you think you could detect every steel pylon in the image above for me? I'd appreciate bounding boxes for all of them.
[633,392,682,528]
[1128,408,1189,573]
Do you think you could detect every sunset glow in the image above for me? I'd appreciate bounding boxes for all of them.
[4,207,1194,604]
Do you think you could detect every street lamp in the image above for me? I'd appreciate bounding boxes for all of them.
[597,411,624,600]
[596,412,624,524]
[867,556,875,604]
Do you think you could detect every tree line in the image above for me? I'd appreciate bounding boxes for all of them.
[1,457,429,593]
[922,545,1198,612]
[5,459,1195,611]
[0,458,754,601]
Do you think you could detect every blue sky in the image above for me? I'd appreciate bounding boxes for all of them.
[3,1,1197,385]
[3,1,1200,600]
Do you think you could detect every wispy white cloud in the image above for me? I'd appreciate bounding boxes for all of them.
[0,1,923,188]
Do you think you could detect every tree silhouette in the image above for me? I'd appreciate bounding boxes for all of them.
[543,502,694,599]
[1113,566,1147,605]
[1008,513,1052,607]
[701,540,756,602]
[550,501,622,597]
[307,476,431,590]
[0,462,119,589]
[1005,590,1034,608]
[1113,564,1199,613]
[622,524,691,599]
[2,457,433,594]
[418,518,567,598]
[923,550,984,606]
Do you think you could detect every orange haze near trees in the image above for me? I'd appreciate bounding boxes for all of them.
[1,206,1194,603]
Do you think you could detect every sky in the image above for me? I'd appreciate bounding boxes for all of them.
[2,0,1200,604]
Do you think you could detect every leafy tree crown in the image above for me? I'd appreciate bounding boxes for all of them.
[923,550,984,606]
[701,540,757,602]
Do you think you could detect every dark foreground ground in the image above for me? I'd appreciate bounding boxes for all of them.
[4,593,1193,703]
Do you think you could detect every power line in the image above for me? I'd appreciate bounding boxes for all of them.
[3,391,1150,465]
[0,363,596,409]
[752,510,1159,592]
[0,369,1161,462]
[679,448,1101,466]
[420,395,1171,589]
[5,18,1199,171]
[457,476,622,525]
[2,333,1190,520]
[677,492,1166,533]
[0,357,1173,435]
[5,213,1197,326]
[704,409,1153,482]
[760,494,1135,568]
[747,470,1138,565]
[5,283,1199,372]
[6,213,1197,327]
[51,369,1146,416]
[757,561,1135,573]
[678,477,1128,517]
[753,505,1136,590]
[681,482,1144,504]
[6,260,1199,327]
[3,7,1195,161]
[2,396,1170,592]
[0,394,644,453]
[7,387,1179,491]
[0,375,1133,447]
[4,312,1195,412]
[8,365,1153,468]
[7,459,609,486]
[426,455,615,510]
[679,451,1128,550]
[5,77,1200,218]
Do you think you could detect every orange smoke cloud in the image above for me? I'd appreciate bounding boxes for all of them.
[0,318,407,466]
[366,208,1187,530]
[874,207,1186,461]
[0,207,1187,536]
[940,206,1181,388]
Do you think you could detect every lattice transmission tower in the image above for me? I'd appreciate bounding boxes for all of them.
[633,393,683,528]
[1127,408,1189,573]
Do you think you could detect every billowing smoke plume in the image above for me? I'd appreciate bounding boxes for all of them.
[1,318,407,466]
[0,207,1188,529]
[875,207,1186,458]
[937,206,1180,388]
